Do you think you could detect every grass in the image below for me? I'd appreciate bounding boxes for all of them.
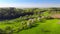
[0,17,39,34]
[0,16,60,34]
[17,19,60,34]
[0,8,60,34]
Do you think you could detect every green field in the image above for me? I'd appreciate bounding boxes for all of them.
[17,19,60,34]
[0,18,60,34]
[0,8,60,34]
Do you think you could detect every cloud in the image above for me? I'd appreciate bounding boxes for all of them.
[0,3,60,8]
[0,3,40,8]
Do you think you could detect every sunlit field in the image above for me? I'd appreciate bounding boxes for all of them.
[0,8,60,34]
[18,19,60,34]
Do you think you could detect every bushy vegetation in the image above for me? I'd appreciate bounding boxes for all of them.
[0,7,60,34]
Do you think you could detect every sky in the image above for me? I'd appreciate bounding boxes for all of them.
[0,0,60,8]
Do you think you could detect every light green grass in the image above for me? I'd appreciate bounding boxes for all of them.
[17,19,60,34]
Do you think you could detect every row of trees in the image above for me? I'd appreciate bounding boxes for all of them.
[0,7,60,20]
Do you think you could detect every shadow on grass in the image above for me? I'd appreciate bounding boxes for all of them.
[16,24,39,33]
[41,28,51,33]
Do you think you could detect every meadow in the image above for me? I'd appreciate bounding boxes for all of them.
[0,8,60,34]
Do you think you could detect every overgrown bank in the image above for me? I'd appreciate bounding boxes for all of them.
[0,8,60,34]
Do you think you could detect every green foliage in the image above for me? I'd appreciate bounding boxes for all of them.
[0,8,60,34]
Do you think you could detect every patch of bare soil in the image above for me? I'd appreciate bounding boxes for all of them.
[51,14,60,18]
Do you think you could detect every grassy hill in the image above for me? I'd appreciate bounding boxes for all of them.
[0,8,60,34]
